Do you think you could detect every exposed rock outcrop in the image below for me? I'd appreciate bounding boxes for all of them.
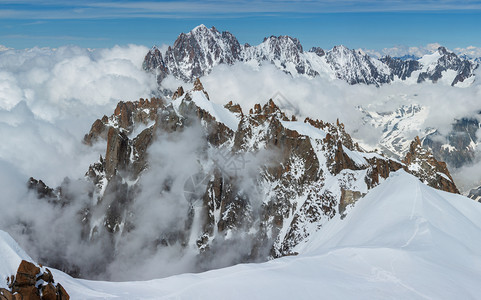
[403,136,459,194]
[0,260,69,300]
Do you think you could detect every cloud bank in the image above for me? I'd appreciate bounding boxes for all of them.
[0,44,157,186]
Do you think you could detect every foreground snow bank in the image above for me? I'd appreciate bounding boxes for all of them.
[45,170,481,299]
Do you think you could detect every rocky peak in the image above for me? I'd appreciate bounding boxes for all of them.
[172,86,184,100]
[159,25,242,83]
[142,46,170,83]
[437,46,449,56]
[247,99,287,120]
[142,46,165,70]
[325,45,391,86]
[403,136,459,193]
[417,46,478,85]
[380,55,421,80]
[309,47,325,57]
[84,97,165,145]
[305,117,358,150]
[224,101,243,115]
[262,99,284,116]
[193,78,204,91]
[28,177,55,199]
[241,34,318,77]
[262,35,303,53]
[192,78,210,100]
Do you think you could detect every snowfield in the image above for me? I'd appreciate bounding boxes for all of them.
[2,170,479,299]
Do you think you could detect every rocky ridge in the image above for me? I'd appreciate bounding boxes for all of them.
[143,25,478,87]
[26,79,460,278]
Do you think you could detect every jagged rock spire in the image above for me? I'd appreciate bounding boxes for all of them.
[172,86,184,100]
[193,78,210,99]
[193,78,204,91]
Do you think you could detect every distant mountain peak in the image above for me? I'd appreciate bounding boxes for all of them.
[192,23,209,32]
[437,45,449,55]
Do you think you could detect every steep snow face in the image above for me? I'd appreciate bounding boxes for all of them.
[49,171,481,299]
[0,230,33,289]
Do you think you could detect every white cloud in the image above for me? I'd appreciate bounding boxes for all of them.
[454,45,481,58]
[0,44,157,186]
[0,43,161,280]
[183,62,481,135]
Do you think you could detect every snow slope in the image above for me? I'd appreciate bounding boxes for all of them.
[0,230,33,289]
[44,170,481,299]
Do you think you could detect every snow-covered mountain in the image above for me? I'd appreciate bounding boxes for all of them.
[3,171,481,299]
[143,25,478,87]
[144,25,242,83]
[21,79,459,280]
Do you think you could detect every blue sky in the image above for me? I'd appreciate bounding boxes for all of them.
[0,0,480,52]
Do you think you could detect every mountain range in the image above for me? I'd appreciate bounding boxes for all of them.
[1,25,481,300]
[143,24,478,87]
[21,79,459,282]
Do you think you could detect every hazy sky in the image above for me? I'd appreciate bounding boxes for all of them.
[0,1,480,51]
